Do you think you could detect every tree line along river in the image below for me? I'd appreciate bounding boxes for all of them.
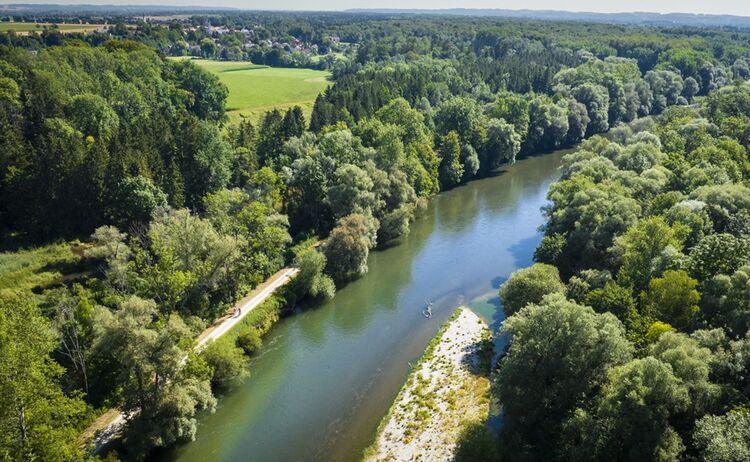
[152,149,568,462]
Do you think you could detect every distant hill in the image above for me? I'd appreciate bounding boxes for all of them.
[346,8,750,29]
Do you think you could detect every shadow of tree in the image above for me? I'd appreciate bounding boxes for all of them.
[459,335,494,378]
[453,420,501,462]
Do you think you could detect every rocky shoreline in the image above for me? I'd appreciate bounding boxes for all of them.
[363,308,493,462]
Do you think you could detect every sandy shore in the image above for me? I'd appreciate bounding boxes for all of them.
[364,307,492,462]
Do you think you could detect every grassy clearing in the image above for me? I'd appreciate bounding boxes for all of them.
[0,22,104,34]
[0,242,86,295]
[173,58,331,124]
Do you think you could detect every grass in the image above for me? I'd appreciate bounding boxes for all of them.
[172,58,331,125]
[0,22,104,34]
[0,242,86,295]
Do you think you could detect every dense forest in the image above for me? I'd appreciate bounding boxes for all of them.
[492,85,750,462]
[3,11,750,461]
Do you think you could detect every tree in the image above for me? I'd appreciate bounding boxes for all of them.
[173,59,227,121]
[688,234,750,282]
[323,214,374,283]
[563,357,689,462]
[645,70,684,114]
[650,332,720,417]
[0,292,88,461]
[93,296,216,457]
[490,92,529,139]
[109,175,168,229]
[65,93,119,142]
[683,77,700,103]
[202,341,249,386]
[566,98,590,144]
[499,263,565,316]
[378,206,413,244]
[434,96,487,148]
[128,209,243,319]
[702,265,750,336]
[460,144,480,181]
[615,216,683,293]
[286,154,335,234]
[438,131,463,189]
[328,164,376,219]
[584,281,637,322]
[572,83,610,135]
[497,294,632,460]
[481,118,521,171]
[85,225,132,288]
[693,409,750,462]
[545,178,640,274]
[292,249,335,301]
[642,270,700,330]
[454,421,499,462]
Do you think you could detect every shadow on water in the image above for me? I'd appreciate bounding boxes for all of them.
[153,150,566,462]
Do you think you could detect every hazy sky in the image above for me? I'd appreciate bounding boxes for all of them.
[8,1,750,16]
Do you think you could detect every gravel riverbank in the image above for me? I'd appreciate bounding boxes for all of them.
[363,308,493,462]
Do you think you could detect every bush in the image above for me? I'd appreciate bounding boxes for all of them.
[202,341,249,385]
[236,328,263,355]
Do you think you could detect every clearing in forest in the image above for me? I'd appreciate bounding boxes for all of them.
[176,58,331,124]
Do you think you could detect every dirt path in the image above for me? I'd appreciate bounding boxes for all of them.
[364,308,492,462]
[83,267,299,453]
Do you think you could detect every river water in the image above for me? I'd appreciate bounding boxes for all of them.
[156,150,566,462]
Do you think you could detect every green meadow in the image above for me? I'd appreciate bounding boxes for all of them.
[0,22,104,34]
[0,242,85,295]
[176,58,331,124]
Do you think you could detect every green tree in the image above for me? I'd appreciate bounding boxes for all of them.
[481,118,521,171]
[328,164,376,219]
[292,248,335,301]
[93,296,216,457]
[497,293,632,460]
[499,263,565,316]
[109,175,168,229]
[128,209,243,319]
[0,292,88,462]
[693,409,750,462]
[615,216,684,293]
[688,234,750,281]
[438,131,463,189]
[323,214,374,283]
[642,270,701,331]
[563,357,689,462]
[202,341,249,386]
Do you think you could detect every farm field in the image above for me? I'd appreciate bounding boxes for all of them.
[0,22,105,34]
[174,58,331,124]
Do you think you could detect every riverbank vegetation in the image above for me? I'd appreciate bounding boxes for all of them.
[494,84,750,461]
[2,10,750,461]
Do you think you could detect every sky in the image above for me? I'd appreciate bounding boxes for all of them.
[6,1,750,16]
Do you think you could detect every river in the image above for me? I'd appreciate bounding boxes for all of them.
[154,149,566,462]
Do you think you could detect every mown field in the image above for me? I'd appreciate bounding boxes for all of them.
[0,22,105,34]
[174,58,331,124]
